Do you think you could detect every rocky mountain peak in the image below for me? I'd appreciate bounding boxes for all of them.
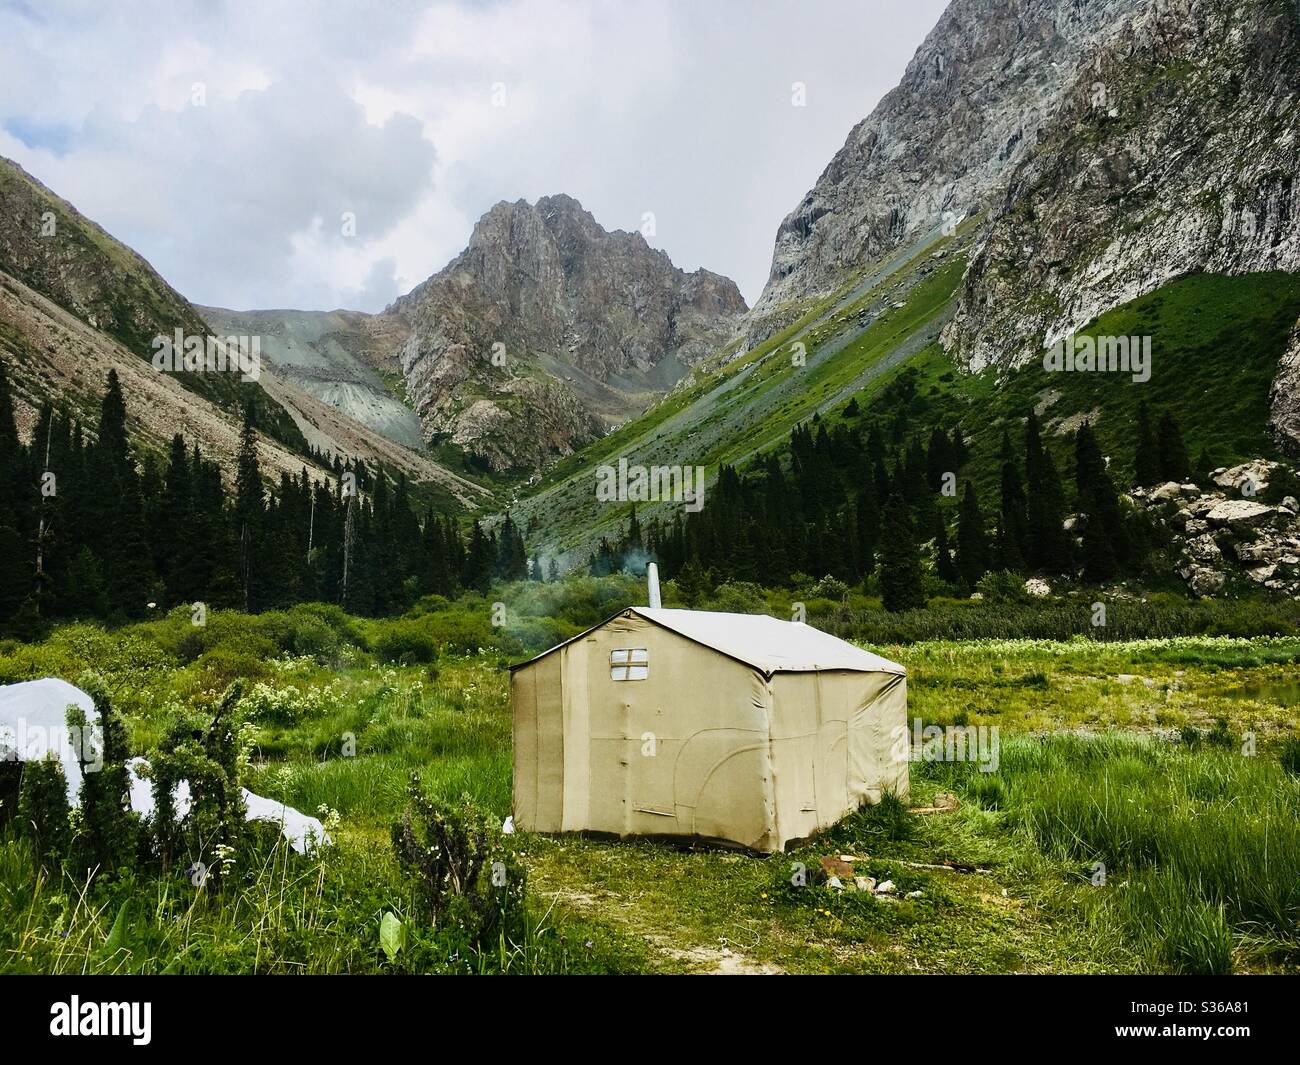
[389,193,747,471]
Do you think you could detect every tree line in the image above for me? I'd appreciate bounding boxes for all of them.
[590,396,1195,611]
[0,363,535,634]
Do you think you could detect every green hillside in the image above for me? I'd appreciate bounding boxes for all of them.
[828,271,1300,503]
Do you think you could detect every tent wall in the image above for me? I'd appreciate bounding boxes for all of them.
[766,671,908,847]
[512,650,564,832]
[513,614,778,849]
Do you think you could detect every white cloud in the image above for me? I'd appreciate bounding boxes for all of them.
[0,0,947,311]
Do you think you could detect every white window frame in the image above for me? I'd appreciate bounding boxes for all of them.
[610,647,649,681]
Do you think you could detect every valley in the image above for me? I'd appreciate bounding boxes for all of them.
[1,0,1299,989]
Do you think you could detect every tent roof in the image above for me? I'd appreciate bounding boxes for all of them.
[512,607,905,677]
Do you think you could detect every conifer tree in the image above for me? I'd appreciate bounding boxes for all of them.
[934,511,959,585]
[233,402,264,611]
[1157,412,1192,484]
[956,482,990,590]
[879,493,926,612]
[1133,401,1162,487]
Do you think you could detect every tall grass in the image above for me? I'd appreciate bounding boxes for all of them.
[924,734,1300,972]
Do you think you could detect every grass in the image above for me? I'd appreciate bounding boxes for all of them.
[2,594,1300,974]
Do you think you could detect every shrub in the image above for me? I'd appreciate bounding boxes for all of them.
[195,646,270,689]
[373,619,438,665]
[975,570,1028,603]
[391,778,525,948]
[236,680,337,726]
[806,577,849,603]
[148,682,248,880]
[71,686,139,879]
[711,581,772,613]
[17,755,72,864]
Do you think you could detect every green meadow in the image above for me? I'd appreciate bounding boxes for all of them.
[2,581,1298,975]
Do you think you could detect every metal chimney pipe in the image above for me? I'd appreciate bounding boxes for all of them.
[646,562,662,608]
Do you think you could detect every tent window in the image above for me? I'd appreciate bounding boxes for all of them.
[610,648,648,681]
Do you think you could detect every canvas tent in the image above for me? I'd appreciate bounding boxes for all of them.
[511,606,908,852]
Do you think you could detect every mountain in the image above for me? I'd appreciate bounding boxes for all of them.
[198,306,425,449]
[745,0,1146,344]
[942,0,1300,448]
[0,155,489,508]
[388,194,747,472]
[0,155,302,449]
[512,0,1300,571]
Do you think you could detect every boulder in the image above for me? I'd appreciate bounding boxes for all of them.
[1187,567,1226,597]
[1149,481,1187,503]
[1185,534,1222,563]
[1206,499,1275,528]
[1236,540,1284,564]
[1212,460,1278,497]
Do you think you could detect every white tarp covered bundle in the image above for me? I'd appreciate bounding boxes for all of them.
[0,677,329,853]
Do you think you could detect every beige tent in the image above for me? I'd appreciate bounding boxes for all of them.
[511,605,908,852]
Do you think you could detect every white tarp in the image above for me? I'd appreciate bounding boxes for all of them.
[0,678,329,853]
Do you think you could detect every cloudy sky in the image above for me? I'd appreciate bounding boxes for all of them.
[0,0,947,312]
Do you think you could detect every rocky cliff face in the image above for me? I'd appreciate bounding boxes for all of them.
[389,194,747,471]
[943,0,1300,400]
[745,0,1147,343]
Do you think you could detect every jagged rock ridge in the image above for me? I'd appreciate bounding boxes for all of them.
[942,0,1300,448]
[389,193,747,471]
[745,0,1148,343]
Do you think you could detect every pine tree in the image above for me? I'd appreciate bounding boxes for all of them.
[676,556,713,607]
[233,402,264,611]
[879,494,926,612]
[1133,401,1162,487]
[1082,513,1119,584]
[999,428,1027,566]
[934,511,959,585]
[464,520,493,591]
[423,511,454,597]
[1157,412,1192,484]
[1075,423,1130,566]
[955,482,990,590]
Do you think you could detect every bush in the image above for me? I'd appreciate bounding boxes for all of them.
[236,680,337,726]
[17,755,71,865]
[975,570,1028,604]
[71,686,139,879]
[711,581,772,613]
[806,577,849,603]
[148,683,248,880]
[195,646,270,689]
[372,619,438,665]
[391,779,525,948]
